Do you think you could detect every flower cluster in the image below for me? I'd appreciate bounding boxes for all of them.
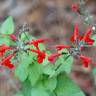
[0,44,15,69]
[24,24,95,68]
[0,24,95,69]
[53,25,94,67]
[0,34,17,69]
[27,39,62,64]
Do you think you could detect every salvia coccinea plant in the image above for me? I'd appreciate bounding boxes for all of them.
[0,1,96,96]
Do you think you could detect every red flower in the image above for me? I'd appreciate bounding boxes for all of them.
[80,55,91,68]
[27,39,46,50]
[0,44,12,57]
[31,49,46,64]
[70,25,94,45]
[82,28,94,45]
[72,3,79,12]
[70,24,79,42]
[48,53,62,62]
[0,53,15,69]
[54,45,70,51]
[9,34,18,41]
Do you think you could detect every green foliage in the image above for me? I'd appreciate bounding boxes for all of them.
[14,44,84,96]
[43,62,55,76]
[15,53,34,81]
[0,36,11,45]
[55,49,74,74]
[0,16,14,34]
[55,73,85,96]
[20,32,33,41]
[44,76,57,92]
[0,16,85,96]
[28,62,43,86]
[31,88,49,96]
[21,79,32,96]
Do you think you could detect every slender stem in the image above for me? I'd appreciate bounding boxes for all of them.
[55,63,62,71]
[23,31,30,41]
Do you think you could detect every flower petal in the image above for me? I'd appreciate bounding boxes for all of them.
[70,24,79,42]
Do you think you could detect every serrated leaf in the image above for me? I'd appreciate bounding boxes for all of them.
[14,53,33,81]
[21,79,32,96]
[55,49,73,74]
[55,73,85,96]
[28,62,43,86]
[57,56,73,74]
[1,16,14,34]
[19,53,34,68]
[31,88,49,96]
[15,64,29,82]
[44,76,57,91]
[43,64,55,76]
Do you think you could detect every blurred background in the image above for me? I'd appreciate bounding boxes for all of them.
[0,0,96,96]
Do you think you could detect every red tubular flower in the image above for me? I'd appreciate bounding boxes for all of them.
[70,24,79,42]
[31,49,46,64]
[54,45,70,51]
[80,55,91,68]
[48,53,62,62]
[27,39,46,50]
[82,28,94,45]
[72,3,79,12]
[0,53,15,69]
[0,44,12,57]
[9,34,18,41]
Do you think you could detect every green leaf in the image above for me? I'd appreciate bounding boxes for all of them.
[19,52,34,68]
[42,56,49,65]
[44,76,57,91]
[55,49,73,74]
[38,43,45,51]
[20,32,33,41]
[92,35,96,46]
[0,36,10,45]
[15,64,29,82]
[15,53,33,81]
[28,62,43,86]
[43,64,55,76]
[21,79,32,96]
[55,73,85,96]
[1,16,14,34]
[31,88,49,96]
[14,92,24,96]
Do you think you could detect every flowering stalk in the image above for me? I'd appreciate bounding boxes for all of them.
[0,44,12,57]
[0,53,15,69]
[53,45,70,51]
[30,49,46,64]
[26,39,46,50]
[53,24,95,68]
[48,53,62,62]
